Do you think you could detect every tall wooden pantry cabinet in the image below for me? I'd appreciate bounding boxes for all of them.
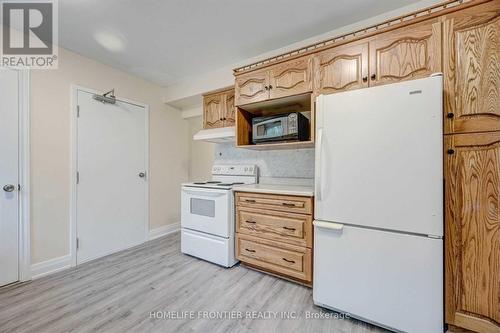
[443,2,499,332]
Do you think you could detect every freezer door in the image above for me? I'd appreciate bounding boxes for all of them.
[315,76,443,236]
[313,221,443,333]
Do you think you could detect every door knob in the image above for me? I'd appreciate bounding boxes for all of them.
[3,184,15,192]
[139,172,146,178]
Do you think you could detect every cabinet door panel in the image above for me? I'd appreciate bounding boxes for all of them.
[314,42,368,94]
[444,8,500,134]
[235,70,269,106]
[445,132,500,332]
[369,20,441,86]
[269,57,312,99]
[203,94,224,129]
[223,90,235,127]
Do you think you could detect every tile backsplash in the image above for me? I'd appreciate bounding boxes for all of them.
[214,143,315,180]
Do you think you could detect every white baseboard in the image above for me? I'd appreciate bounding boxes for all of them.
[149,222,180,240]
[30,224,179,280]
[31,254,72,280]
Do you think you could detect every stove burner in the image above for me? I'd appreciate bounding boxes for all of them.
[206,181,222,184]
[193,182,206,185]
[232,182,244,185]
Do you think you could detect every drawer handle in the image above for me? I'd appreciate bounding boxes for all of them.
[245,199,256,203]
[282,258,295,264]
[245,248,256,253]
[283,226,296,231]
[245,220,256,224]
[282,202,296,207]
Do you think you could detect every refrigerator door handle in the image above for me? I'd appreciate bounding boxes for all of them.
[315,128,323,201]
[313,220,343,232]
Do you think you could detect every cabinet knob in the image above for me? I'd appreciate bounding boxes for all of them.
[447,149,455,155]
[268,85,273,89]
[362,76,368,82]
[371,74,377,80]
[264,86,269,90]
[447,113,454,119]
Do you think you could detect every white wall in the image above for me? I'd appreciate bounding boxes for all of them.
[186,116,214,181]
[30,47,189,264]
[164,0,443,105]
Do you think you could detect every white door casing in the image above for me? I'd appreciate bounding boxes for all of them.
[0,69,20,286]
[74,88,149,264]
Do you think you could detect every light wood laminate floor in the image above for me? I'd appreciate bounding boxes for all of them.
[0,232,387,333]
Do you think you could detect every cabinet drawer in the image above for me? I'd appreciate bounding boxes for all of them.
[237,208,312,247]
[236,192,312,215]
[236,234,311,282]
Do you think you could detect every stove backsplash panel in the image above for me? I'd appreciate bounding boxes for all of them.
[213,144,314,179]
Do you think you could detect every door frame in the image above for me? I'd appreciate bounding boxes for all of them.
[2,68,31,282]
[70,85,150,267]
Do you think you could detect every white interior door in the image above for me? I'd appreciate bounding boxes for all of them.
[76,89,148,264]
[0,69,19,286]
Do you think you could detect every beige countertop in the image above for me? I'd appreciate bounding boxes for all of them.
[233,183,314,197]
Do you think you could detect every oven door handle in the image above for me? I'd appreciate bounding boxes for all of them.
[182,188,227,198]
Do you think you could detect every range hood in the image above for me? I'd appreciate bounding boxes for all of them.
[193,126,235,143]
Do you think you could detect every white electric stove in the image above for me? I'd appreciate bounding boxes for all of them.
[181,165,258,267]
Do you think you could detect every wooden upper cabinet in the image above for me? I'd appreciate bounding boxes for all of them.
[268,57,313,99]
[203,87,235,129]
[369,20,442,86]
[444,132,500,333]
[223,89,235,127]
[235,57,313,106]
[203,94,224,129]
[313,42,368,94]
[235,69,269,106]
[443,5,500,134]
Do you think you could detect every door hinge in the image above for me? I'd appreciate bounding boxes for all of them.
[76,237,80,249]
[18,184,21,191]
[76,171,80,184]
[77,105,80,117]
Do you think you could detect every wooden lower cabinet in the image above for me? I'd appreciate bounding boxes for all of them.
[236,192,313,215]
[236,234,312,282]
[235,192,313,286]
[445,132,500,333]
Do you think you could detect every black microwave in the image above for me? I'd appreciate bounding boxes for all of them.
[252,112,309,144]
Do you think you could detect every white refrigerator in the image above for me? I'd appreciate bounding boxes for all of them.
[313,76,443,333]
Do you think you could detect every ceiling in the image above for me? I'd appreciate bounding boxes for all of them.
[59,0,423,87]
